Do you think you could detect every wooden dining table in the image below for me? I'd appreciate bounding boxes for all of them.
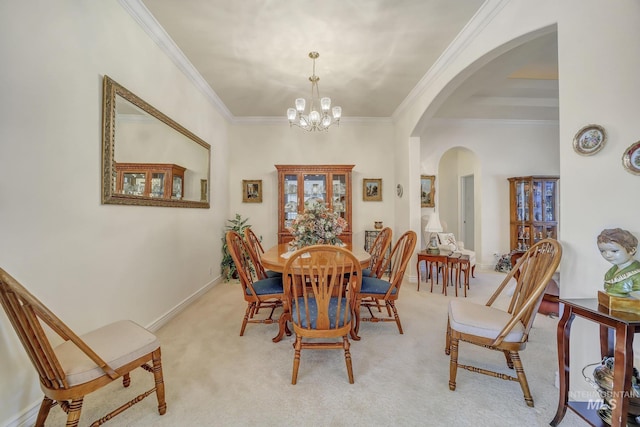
[260,243,371,342]
[261,243,371,273]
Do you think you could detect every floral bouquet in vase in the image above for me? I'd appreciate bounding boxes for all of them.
[288,203,347,250]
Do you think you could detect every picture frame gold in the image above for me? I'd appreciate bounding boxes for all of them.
[421,175,435,208]
[573,124,607,156]
[242,179,262,203]
[363,178,382,202]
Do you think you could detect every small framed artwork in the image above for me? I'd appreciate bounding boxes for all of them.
[573,124,607,156]
[363,178,382,201]
[421,175,435,208]
[622,140,640,175]
[242,180,262,203]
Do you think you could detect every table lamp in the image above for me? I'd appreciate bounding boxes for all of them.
[425,212,443,254]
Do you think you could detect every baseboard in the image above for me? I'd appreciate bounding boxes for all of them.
[146,276,222,332]
[6,277,222,427]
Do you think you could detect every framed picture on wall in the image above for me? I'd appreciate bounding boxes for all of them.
[421,175,435,208]
[242,179,262,203]
[363,178,382,201]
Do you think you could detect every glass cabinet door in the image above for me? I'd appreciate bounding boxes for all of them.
[283,174,299,230]
[150,173,165,198]
[172,176,183,199]
[303,174,326,210]
[123,172,146,196]
[331,174,347,220]
[544,180,556,221]
[515,181,529,221]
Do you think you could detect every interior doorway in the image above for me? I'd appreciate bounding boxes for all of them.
[461,175,475,250]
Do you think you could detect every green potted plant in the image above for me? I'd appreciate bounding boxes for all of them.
[220,213,251,281]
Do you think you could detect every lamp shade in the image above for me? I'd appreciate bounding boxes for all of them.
[425,212,443,233]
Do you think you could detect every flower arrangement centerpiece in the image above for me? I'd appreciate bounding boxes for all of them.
[288,203,347,250]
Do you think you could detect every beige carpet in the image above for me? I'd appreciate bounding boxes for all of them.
[44,270,590,426]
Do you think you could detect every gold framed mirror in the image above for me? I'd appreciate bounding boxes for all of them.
[102,75,210,208]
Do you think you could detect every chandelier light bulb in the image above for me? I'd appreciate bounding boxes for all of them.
[287,52,342,132]
[320,97,331,112]
[309,110,320,124]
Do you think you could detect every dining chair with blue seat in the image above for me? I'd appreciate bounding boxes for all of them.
[282,244,362,384]
[244,227,282,279]
[362,226,392,278]
[355,230,417,336]
[226,230,289,340]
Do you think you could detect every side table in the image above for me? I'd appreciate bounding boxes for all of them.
[416,250,450,294]
[551,298,640,427]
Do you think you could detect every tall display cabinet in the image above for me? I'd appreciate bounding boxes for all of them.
[508,176,559,251]
[276,165,354,244]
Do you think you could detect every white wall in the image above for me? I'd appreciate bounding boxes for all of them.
[421,120,560,268]
[400,0,640,402]
[228,121,395,252]
[0,2,229,425]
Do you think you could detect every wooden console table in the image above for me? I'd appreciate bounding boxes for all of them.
[551,298,640,427]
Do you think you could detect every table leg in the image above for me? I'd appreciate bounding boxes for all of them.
[610,324,633,427]
[550,303,574,426]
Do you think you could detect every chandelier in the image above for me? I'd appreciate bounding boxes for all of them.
[287,52,342,132]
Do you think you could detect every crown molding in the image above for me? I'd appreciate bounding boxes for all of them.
[427,117,559,127]
[118,0,233,121]
[231,116,393,126]
[393,0,510,120]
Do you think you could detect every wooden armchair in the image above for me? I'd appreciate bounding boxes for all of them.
[445,239,562,407]
[362,227,392,278]
[226,230,288,340]
[0,268,166,427]
[355,230,417,336]
[282,245,362,384]
[244,227,282,279]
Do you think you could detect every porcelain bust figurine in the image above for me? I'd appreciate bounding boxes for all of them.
[597,228,640,297]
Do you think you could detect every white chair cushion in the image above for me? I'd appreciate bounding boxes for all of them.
[55,320,160,386]
[448,300,524,343]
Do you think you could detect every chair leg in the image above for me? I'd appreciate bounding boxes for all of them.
[445,319,451,355]
[122,373,131,388]
[292,336,302,385]
[152,348,167,415]
[503,350,514,369]
[65,398,84,427]
[240,303,253,336]
[448,335,459,391]
[387,301,403,334]
[35,397,54,427]
[343,335,354,384]
[510,351,534,407]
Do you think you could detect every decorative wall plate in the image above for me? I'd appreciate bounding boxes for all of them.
[622,140,640,175]
[573,124,607,156]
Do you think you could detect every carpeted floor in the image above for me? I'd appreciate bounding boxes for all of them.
[44,270,590,426]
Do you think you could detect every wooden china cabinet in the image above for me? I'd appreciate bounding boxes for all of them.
[508,176,559,251]
[115,162,186,200]
[276,165,354,244]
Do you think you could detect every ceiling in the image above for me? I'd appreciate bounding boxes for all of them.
[138,0,558,122]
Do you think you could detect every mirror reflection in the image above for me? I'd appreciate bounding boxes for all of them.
[102,75,210,208]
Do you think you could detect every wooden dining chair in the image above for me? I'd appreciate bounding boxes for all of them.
[355,230,417,336]
[362,227,392,278]
[0,268,166,427]
[243,227,282,279]
[282,245,362,384]
[445,239,562,407]
[226,231,289,340]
